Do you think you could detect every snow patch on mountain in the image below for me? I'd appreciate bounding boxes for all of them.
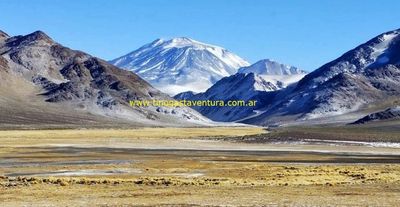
[370,32,398,61]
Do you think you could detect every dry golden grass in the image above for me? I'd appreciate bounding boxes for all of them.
[1,127,400,206]
[0,127,265,140]
[3,163,399,187]
[1,163,400,206]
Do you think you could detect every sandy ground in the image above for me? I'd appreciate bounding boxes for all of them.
[1,128,400,206]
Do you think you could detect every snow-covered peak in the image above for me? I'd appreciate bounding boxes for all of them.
[238,59,306,75]
[160,37,223,50]
[110,37,249,95]
[152,37,249,69]
[164,37,200,48]
[237,59,307,89]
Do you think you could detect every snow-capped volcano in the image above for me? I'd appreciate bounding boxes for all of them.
[109,37,249,95]
[238,59,307,88]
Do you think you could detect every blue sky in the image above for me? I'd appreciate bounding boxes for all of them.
[1,0,399,71]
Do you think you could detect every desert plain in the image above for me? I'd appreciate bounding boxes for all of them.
[1,127,400,206]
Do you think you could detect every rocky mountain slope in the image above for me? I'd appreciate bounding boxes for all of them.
[243,28,400,126]
[175,59,303,122]
[183,73,278,122]
[173,91,196,100]
[351,106,400,124]
[109,37,249,95]
[0,30,210,128]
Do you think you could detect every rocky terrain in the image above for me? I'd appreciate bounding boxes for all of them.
[182,73,279,122]
[242,28,400,126]
[173,90,197,100]
[352,106,400,124]
[0,30,209,128]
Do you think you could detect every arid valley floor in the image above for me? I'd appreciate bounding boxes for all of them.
[1,127,400,206]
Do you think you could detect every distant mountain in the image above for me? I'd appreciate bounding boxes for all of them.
[175,59,305,122]
[238,59,304,75]
[351,106,400,124]
[189,73,279,121]
[109,37,249,95]
[238,59,307,89]
[243,28,400,126]
[0,30,210,128]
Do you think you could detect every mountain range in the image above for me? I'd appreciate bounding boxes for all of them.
[173,29,400,126]
[0,30,210,128]
[109,37,249,95]
[1,28,400,128]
